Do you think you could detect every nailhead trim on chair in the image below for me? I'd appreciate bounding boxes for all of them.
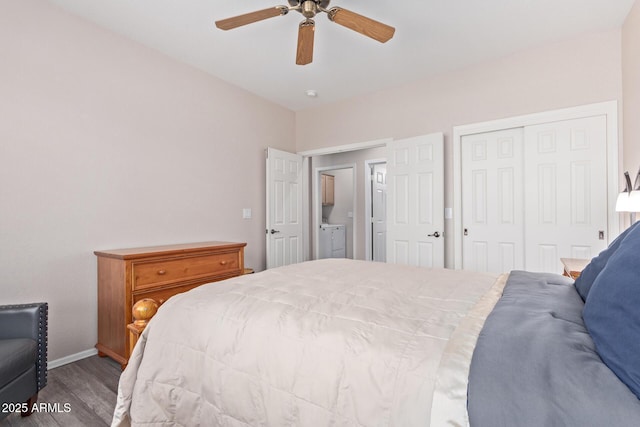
[37,303,48,391]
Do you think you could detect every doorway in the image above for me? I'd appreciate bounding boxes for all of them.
[313,165,356,260]
[305,133,445,267]
[306,144,388,261]
[296,133,445,267]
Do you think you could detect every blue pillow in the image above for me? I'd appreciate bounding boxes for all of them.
[574,222,640,301]
[583,222,640,399]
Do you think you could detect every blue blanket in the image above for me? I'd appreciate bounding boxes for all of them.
[468,271,640,426]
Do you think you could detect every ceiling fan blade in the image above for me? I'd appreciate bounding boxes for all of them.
[215,7,287,30]
[328,7,395,43]
[296,20,315,65]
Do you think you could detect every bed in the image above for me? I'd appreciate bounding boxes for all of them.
[112,224,640,427]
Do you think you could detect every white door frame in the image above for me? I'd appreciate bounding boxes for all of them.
[452,100,619,270]
[312,163,357,260]
[364,158,387,261]
[298,138,391,158]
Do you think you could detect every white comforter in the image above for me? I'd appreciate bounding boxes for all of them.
[112,259,502,427]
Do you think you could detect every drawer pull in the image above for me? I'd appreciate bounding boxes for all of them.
[157,270,167,275]
[220,261,228,266]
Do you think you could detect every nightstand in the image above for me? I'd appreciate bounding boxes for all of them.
[560,258,590,279]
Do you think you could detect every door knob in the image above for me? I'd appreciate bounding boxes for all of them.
[428,231,441,238]
[270,229,281,234]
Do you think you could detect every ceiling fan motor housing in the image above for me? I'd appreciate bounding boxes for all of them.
[289,0,331,18]
[288,0,331,7]
[302,1,317,18]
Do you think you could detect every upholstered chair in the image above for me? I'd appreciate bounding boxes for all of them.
[0,303,48,419]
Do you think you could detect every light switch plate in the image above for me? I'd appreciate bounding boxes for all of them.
[444,207,453,219]
[242,208,252,219]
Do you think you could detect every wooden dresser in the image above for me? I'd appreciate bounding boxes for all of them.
[95,241,246,367]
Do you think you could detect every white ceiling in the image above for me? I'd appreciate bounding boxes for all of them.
[48,0,635,111]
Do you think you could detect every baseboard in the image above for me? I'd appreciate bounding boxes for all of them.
[48,348,98,370]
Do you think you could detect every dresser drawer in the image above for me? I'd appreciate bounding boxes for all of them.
[133,282,204,306]
[132,252,241,291]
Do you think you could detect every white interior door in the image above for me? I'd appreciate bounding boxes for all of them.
[371,163,387,262]
[461,128,525,273]
[524,116,608,272]
[266,147,303,269]
[386,133,444,268]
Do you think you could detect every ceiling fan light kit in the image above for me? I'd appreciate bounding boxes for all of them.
[215,0,395,65]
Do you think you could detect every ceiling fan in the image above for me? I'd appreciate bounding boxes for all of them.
[215,0,395,66]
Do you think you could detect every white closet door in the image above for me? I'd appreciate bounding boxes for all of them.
[386,133,444,268]
[461,128,525,273]
[524,116,608,273]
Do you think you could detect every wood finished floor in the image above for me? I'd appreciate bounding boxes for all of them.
[2,356,121,426]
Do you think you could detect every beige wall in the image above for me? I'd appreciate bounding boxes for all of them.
[296,29,623,266]
[0,0,295,361]
[623,0,640,177]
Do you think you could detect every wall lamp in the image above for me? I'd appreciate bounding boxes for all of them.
[615,169,640,223]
